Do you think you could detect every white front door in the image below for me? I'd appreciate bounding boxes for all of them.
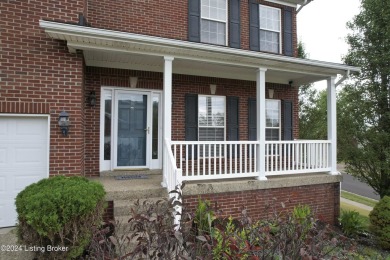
[100,88,162,171]
[0,116,49,227]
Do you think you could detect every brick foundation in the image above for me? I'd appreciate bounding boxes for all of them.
[103,201,114,222]
[183,182,340,225]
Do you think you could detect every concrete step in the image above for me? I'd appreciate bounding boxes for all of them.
[105,187,167,201]
[100,169,162,177]
[114,198,169,217]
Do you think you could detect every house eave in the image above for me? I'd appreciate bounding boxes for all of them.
[39,20,360,85]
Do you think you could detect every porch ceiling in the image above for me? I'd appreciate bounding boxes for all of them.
[40,20,360,86]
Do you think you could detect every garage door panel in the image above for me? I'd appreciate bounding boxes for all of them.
[0,200,17,227]
[0,116,48,227]
[0,148,6,164]
[0,177,5,193]
[15,148,45,164]
[15,119,47,136]
[14,176,42,193]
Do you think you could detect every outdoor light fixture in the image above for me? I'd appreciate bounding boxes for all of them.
[210,84,217,95]
[268,89,274,99]
[130,77,138,88]
[58,110,70,136]
[88,91,96,107]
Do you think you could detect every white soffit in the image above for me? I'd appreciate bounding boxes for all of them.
[264,0,301,8]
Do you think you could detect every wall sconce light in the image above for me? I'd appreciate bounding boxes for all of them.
[58,110,70,136]
[130,77,138,88]
[268,89,274,99]
[289,80,293,87]
[88,91,96,107]
[210,84,217,95]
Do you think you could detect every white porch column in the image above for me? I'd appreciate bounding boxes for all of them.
[327,76,338,175]
[257,68,267,180]
[162,56,174,187]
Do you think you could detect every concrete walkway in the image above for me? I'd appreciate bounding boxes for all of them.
[340,197,373,211]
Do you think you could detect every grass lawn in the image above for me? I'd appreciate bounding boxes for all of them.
[340,201,370,229]
[341,190,378,208]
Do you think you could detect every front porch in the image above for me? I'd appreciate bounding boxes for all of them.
[39,21,358,198]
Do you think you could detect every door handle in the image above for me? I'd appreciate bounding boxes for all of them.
[144,126,150,134]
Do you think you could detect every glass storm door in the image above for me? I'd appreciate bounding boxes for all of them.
[100,89,161,171]
[114,91,149,168]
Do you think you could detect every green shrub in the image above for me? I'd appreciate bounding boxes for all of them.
[369,196,390,250]
[193,198,215,235]
[339,210,365,237]
[16,176,106,259]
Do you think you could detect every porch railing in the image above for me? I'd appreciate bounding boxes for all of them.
[167,140,331,181]
[170,141,260,181]
[265,140,331,175]
[163,138,182,194]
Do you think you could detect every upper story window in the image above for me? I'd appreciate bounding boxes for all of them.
[259,5,281,54]
[201,0,227,45]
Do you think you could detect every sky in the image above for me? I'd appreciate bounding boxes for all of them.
[297,0,361,89]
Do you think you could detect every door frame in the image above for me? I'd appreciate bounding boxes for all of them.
[99,87,162,171]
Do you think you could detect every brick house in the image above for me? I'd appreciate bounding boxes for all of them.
[0,0,359,228]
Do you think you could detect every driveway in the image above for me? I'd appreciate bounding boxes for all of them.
[338,164,380,200]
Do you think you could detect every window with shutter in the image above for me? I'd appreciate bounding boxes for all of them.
[198,95,225,156]
[265,100,281,140]
[259,5,281,54]
[200,0,228,45]
[248,98,281,141]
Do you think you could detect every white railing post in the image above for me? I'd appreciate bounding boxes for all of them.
[162,56,174,187]
[327,76,338,175]
[256,68,267,180]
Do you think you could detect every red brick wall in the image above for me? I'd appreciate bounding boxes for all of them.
[84,67,298,176]
[86,0,297,56]
[0,1,85,176]
[183,182,341,225]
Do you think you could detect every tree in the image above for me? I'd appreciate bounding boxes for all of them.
[298,41,327,140]
[341,0,390,198]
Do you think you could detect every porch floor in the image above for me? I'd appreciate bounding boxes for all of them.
[89,171,166,201]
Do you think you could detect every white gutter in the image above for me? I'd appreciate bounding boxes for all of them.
[335,70,350,87]
[296,0,313,14]
[39,20,360,75]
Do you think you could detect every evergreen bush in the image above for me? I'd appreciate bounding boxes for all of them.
[369,196,390,250]
[15,176,106,259]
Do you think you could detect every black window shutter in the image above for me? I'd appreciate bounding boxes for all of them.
[229,0,241,48]
[188,0,201,42]
[185,94,198,159]
[248,98,257,140]
[283,100,293,140]
[227,96,239,140]
[283,7,293,56]
[249,0,260,51]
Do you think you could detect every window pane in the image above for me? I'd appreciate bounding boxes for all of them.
[201,20,226,45]
[152,96,159,159]
[201,0,227,21]
[265,100,280,140]
[199,96,225,127]
[266,129,279,141]
[259,5,280,32]
[199,128,224,141]
[104,99,112,160]
[260,30,279,53]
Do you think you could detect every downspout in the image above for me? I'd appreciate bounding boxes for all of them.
[297,0,313,14]
[335,70,350,87]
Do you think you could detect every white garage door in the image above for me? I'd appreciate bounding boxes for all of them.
[0,116,49,228]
